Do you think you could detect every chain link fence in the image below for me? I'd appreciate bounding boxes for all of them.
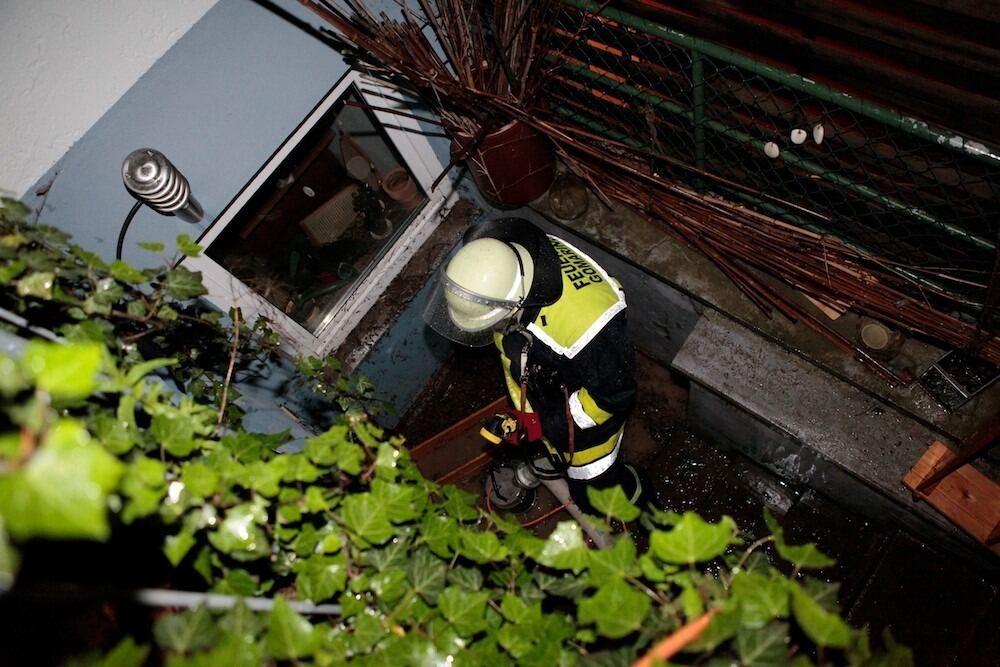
[549,0,1000,312]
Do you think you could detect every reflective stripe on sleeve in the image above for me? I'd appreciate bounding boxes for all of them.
[570,388,613,429]
[569,390,597,428]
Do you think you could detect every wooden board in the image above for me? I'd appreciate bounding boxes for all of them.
[903,441,1000,556]
[409,397,508,484]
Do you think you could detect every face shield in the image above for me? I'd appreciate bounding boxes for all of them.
[423,239,533,347]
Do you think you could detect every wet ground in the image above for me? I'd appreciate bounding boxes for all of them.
[396,346,1000,667]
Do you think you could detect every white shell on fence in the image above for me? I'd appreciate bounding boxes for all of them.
[813,123,825,144]
[764,141,780,158]
[790,128,807,144]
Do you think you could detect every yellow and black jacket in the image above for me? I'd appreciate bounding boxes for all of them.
[486,228,636,481]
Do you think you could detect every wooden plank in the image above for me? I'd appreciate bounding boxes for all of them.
[904,441,1000,556]
[437,450,497,485]
[917,416,1000,493]
[408,396,507,461]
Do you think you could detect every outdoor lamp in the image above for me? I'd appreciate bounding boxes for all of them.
[117,148,203,259]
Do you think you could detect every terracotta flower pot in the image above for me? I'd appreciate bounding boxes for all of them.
[382,167,422,209]
[450,120,556,209]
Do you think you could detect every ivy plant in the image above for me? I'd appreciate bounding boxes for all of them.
[0,196,912,666]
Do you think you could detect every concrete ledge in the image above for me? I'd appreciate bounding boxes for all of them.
[675,310,993,563]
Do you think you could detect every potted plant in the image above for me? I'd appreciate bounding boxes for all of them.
[352,183,391,239]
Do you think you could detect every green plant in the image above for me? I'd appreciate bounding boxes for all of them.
[352,184,385,231]
[0,196,911,666]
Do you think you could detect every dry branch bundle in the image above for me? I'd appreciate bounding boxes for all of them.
[302,1,1000,379]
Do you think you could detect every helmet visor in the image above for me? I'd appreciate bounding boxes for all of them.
[422,266,521,346]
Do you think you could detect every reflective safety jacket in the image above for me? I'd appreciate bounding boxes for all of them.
[496,235,636,480]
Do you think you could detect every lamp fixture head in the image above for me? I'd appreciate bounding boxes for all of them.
[122,148,203,223]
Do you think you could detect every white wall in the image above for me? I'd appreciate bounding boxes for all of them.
[0,0,218,198]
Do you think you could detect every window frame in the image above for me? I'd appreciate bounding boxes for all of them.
[183,70,454,356]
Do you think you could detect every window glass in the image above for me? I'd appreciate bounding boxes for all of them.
[206,86,427,333]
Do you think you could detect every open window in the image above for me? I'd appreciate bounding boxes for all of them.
[185,72,451,355]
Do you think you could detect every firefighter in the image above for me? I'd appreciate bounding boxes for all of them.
[423,217,643,510]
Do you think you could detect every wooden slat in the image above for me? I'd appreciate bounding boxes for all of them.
[408,396,507,461]
[904,441,1000,556]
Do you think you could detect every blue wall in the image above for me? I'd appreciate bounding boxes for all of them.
[28,0,350,267]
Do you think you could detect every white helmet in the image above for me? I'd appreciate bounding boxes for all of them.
[424,238,534,346]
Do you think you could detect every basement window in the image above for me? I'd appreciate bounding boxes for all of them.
[185,72,449,355]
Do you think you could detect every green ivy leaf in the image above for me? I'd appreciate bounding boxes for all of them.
[587,485,641,522]
[153,605,218,654]
[317,526,343,554]
[0,259,26,284]
[221,430,286,463]
[156,304,178,321]
[375,442,401,480]
[650,512,739,565]
[69,244,107,269]
[731,570,789,627]
[181,462,220,498]
[764,509,836,570]
[789,581,854,648]
[439,585,489,637]
[283,455,320,483]
[0,517,20,591]
[736,622,790,666]
[369,568,408,604]
[0,197,31,223]
[110,260,148,284]
[688,606,741,652]
[588,535,638,580]
[372,479,421,523]
[303,486,330,513]
[102,637,151,667]
[22,340,102,400]
[537,521,589,573]
[679,574,705,620]
[534,571,591,600]
[295,553,347,602]
[208,504,270,561]
[497,621,536,660]
[637,554,669,582]
[138,241,165,253]
[421,513,458,558]
[163,266,207,300]
[0,420,124,540]
[407,547,447,604]
[447,566,484,593]
[177,234,203,258]
[126,300,147,318]
[351,613,387,653]
[243,457,288,497]
[266,597,319,660]
[164,530,196,567]
[341,492,394,545]
[459,528,509,564]
[92,277,124,306]
[219,600,263,645]
[304,427,363,475]
[440,485,480,521]
[16,271,55,299]
[291,523,319,556]
[150,412,199,458]
[577,577,650,639]
[91,412,138,455]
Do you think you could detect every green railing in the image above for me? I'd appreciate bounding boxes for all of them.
[551,0,1000,307]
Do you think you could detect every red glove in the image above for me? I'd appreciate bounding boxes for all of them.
[511,410,543,442]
